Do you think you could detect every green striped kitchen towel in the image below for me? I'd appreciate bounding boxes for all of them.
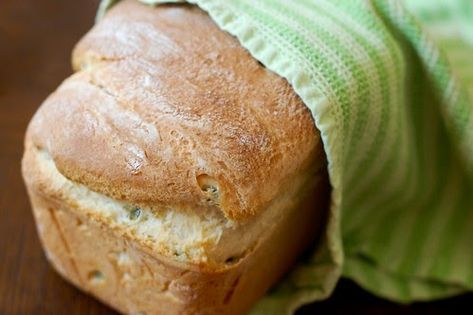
[99,0,473,313]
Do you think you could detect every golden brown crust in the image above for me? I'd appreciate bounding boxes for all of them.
[27,0,321,220]
[22,1,330,312]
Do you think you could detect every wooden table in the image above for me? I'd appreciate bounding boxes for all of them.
[0,0,470,313]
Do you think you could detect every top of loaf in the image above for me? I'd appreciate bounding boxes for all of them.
[27,0,322,221]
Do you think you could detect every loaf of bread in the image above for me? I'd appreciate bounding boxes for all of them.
[22,1,329,314]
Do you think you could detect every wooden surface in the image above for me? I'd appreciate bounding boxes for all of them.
[0,0,470,314]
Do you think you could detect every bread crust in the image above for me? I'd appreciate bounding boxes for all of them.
[22,1,330,313]
[27,0,322,221]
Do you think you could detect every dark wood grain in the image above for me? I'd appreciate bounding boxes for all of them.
[0,0,470,314]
